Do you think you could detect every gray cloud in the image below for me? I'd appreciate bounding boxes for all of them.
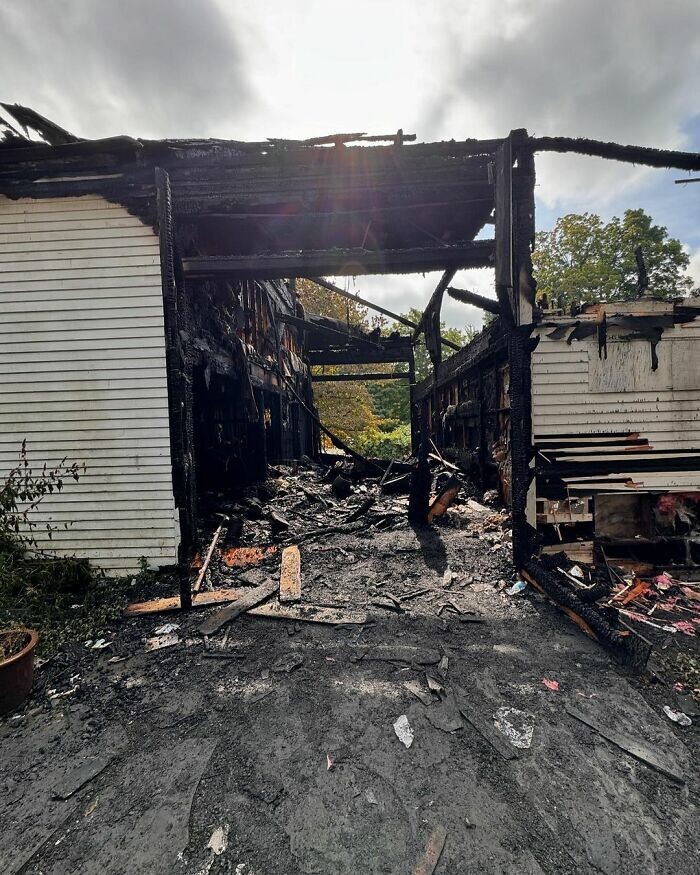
[423,0,700,205]
[0,0,252,139]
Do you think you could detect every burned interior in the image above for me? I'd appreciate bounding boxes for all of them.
[1,98,700,875]
[0,104,699,656]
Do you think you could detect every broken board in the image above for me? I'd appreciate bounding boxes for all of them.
[248,602,367,625]
[279,545,302,603]
[125,587,247,616]
[454,685,518,761]
[566,705,685,784]
[199,580,278,636]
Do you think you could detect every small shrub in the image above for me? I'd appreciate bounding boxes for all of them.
[0,440,84,551]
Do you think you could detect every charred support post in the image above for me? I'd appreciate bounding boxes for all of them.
[509,136,537,564]
[498,132,537,565]
[156,167,196,610]
[256,388,268,480]
[508,326,534,564]
[408,404,431,524]
[408,347,419,455]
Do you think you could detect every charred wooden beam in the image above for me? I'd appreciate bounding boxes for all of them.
[311,277,461,351]
[0,102,79,146]
[277,312,382,349]
[308,347,414,366]
[494,139,515,325]
[181,242,494,280]
[530,136,700,172]
[411,270,457,341]
[447,286,501,314]
[311,372,410,382]
[0,135,142,164]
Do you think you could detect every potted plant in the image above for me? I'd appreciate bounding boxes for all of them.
[0,628,39,715]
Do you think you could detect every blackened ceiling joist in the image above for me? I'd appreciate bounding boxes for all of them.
[181,241,495,280]
[308,345,414,366]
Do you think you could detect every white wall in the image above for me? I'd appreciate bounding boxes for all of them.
[0,194,180,572]
[531,315,700,492]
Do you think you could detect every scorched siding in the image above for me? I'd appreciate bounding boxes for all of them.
[531,322,700,451]
[0,194,180,573]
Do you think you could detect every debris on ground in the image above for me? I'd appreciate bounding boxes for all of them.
[662,705,692,727]
[144,634,180,652]
[414,825,447,875]
[279,545,302,603]
[506,580,527,596]
[542,678,559,691]
[566,705,685,784]
[493,707,535,749]
[393,714,414,748]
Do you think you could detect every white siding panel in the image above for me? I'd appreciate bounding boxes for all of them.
[0,194,179,573]
[532,324,700,454]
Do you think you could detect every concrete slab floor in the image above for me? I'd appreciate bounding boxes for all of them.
[1,524,697,875]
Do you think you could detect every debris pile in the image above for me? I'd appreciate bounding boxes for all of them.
[126,456,514,634]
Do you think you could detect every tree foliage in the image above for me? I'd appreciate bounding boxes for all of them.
[533,209,694,309]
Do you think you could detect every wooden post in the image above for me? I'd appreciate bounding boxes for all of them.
[408,348,419,455]
[156,167,195,611]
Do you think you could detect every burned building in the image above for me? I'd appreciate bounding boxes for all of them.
[1,103,699,615]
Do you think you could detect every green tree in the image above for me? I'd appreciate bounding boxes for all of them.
[533,209,694,309]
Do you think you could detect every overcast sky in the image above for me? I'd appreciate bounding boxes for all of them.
[1,0,699,331]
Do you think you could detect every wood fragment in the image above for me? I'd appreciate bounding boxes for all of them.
[125,587,247,616]
[400,587,433,602]
[371,597,404,613]
[414,825,448,875]
[248,602,367,625]
[279,545,302,603]
[345,497,376,523]
[565,706,685,784]
[192,517,228,593]
[428,476,461,522]
[199,580,278,636]
[520,570,598,640]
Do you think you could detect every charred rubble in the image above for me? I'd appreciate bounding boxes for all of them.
[1,103,699,667]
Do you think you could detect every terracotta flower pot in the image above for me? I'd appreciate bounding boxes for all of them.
[0,629,39,716]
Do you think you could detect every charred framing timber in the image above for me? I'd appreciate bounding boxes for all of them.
[156,167,197,610]
[311,278,459,352]
[265,130,417,147]
[277,312,382,349]
[196,193,493,222]
[494,139,515,325]
[0,102,79,146]
[447,286,501,315]
[308,346,414,366]
[181,242,495,280]
[521,561,652,671]
[530,136,700,172]
[411,270,457,342]
[311,372,410,382]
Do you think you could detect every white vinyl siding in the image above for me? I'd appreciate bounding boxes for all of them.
[532,322,700,450]
[0,194,180,573]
